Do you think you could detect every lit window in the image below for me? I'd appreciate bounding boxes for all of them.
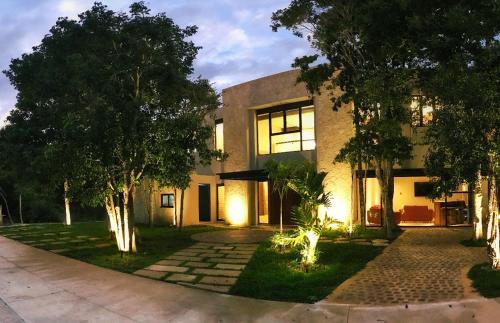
[161,193,174,208]
[257,114,270,154]
[411,96,434,127]
[217,184,225,221]
[256,101,315,155]
[215,119,224,152]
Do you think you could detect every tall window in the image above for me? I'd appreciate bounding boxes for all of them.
[411,96,434,127]
[257,101,315,154]
[215,119,224,152]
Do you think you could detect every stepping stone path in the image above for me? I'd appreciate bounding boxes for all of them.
[134,242,259,293]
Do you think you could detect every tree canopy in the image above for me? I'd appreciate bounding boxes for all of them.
[2,2,221,251]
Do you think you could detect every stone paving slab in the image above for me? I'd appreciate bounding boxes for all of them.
[156,259,183,266]
[165,273,197,283]
[192,268,241,277]
[199,276,237,285]
[215,263,245,270]
[184,261,213,268]
[133,269,166,279]
[166,255,203,262]
[207,257,248,264]
[146,265,189,273]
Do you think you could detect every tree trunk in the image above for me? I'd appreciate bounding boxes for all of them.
[105,194,117,233]
[129,185,137,253]
[376,160,396,239]
[19,194,23,224]
[147,182,155,227]
[486,176,499,270]
[467,187,474,226]
[173,189,177,226]
[115,194,125,251]
[179,189,185,230]
[64,180,71,226]
[474,173,484,240]
[358,160,366,229]
[279,194,284,234]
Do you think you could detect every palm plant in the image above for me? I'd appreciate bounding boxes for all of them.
[265,160,297,233]
[271,162,331,271]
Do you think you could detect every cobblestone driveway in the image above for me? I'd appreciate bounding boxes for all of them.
[325,228,488,305]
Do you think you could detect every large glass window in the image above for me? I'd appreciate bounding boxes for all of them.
[411,96,434,127]
[257,101,315,155]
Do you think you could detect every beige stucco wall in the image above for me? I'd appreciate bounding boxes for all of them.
[314,90,354,224]
[133,173,219,226]
[221,70,312,226]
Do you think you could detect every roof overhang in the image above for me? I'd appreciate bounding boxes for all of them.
[218,169,268,181]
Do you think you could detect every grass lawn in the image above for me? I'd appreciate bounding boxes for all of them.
[0,222,222,273]
[468,263,500,298]
[232,228,386,303]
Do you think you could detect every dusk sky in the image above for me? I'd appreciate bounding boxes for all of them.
[0,0,316,124]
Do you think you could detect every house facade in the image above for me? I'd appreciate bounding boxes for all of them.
[133,69,475,228]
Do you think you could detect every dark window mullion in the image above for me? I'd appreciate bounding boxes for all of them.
[299,106,303,151]
[268,113,272,154]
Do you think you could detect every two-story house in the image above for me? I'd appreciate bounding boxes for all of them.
[133,69,473,228]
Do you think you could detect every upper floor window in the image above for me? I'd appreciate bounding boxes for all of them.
[411,96,434,127]
[215,119,224,152]
[257,101,315,155]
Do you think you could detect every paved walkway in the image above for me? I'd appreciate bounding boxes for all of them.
[134,242,258,293]
[325,228,488,305]
[1,235,499,322]
[134,230,271,292]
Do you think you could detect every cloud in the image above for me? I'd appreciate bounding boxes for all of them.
[0,0,317,124]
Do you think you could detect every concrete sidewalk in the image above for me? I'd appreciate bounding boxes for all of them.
[0,236,499,323]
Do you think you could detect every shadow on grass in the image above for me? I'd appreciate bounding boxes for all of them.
[231,241,384,303]
[468,263,500,298]
[460,239,487,247]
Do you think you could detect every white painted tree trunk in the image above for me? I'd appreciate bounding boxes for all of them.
[64,180,71,226]
[474,175,484,240]
[486,178,499,270]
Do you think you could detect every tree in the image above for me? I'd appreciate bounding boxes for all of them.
[272,0,416,238]
[265,159,297,233]
[271,161,331,270]
[424,43,499,269]
[3,2,221,252]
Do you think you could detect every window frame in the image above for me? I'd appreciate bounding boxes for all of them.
[215,118,224,152]
[411,95,434,127]
[160,193,175,208]
[256,100,314,155]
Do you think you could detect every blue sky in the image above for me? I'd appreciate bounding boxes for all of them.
[0,0,316,123]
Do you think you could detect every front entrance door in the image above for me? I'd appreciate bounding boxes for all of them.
[198,184,211,222]
[269,181,300,225]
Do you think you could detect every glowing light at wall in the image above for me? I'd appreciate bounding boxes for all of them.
[227,195,246,226]
[324,196,349,225]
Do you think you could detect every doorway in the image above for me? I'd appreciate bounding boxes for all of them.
[198,184,211,222]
